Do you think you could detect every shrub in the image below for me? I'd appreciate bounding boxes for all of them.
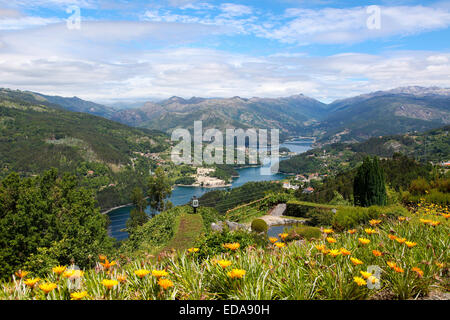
[285,200,334,217]
[408,177,430,195]
[287,225,321,241]
[305,208,334,226]
[251,219,268,233]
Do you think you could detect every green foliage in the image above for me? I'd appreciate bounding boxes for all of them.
[304,208,334,226]
[287,225,321,240]
[198,207,222,231]
[285,200,336,217]
[147,167,172,214]
[126,187,149,233]
[251,219,268,233]
[199,181,283,213]
[0,169,114,280]
[332,205,406,230]
[174,176,196,185]
[193,229,265,260]
[354,156,387,207]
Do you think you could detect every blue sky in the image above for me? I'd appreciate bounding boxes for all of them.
[0,0,449,103]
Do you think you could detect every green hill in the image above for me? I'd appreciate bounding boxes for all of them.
[0,89,170,210]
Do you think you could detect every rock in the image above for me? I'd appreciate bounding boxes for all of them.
[226,220,244,231]
[211,221,224,232]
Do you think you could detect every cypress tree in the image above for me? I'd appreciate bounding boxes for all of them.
[354,156,387,207]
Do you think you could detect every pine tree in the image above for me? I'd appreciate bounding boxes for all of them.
[126,187,149,231]
[354,156,387,207]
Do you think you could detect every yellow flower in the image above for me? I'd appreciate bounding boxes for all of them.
[269,237,278,244]
[71,291,88,300]
[395,237,406,244]
[328,249,341,257]
[52,265,66,275]
[420,218,432,225]
[435,262,445,269]
[39,282,57,294]
[315,244,326,251]
[430,221,441,227]
[347,229,357,234]
[223,242,240,251]
[217,260,232,269]
[98,254,107,261]
[372,250,382,257]
[278,233,288,241]
[350,257,363,265]
[187,247,199,253]
[339,248,351,256]
[405,241,417,248]
[24,278,40,288]
[326,237,336,244]
[358,238,370,245]
[360,271,372,279]
[134,269,150,278]
[63,269,84,279]
[369,219,381,226]
[227,269,246,279]
[353,277,366,286]
[398,216,406,222]
[322,228,334,234]
[386,261,397,269]
[411,267,424,277]
[364,228,377,235]
[101,279,118,289]
[14,270,29,279]
[152,270,169,278]
[274,242,286,248]
[158,278,174,290]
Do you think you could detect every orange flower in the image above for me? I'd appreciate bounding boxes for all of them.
[24,278,40,288]
[347,229,357,234]
[393,266,404,273]
[395,237,406,244]
[411,267,423,277]
[268,237,278,244]
[435,262,445,269]
[158,278,174,290]
[217,260,232,269]
[322,228,333,234]
[227,269,246,279]
[339,248,351,256]
[358,238,370,245]
[117,274,127,283]
[326,237,336,244]
[430,221,441,227]
[405,241,417,248]
[39,282,57,294]
[223,243,240,251]
[398,216,406,222]
[98,254,107,261]
[369,219,381,226]
[152,270,169,278]
[15,270,29,279]
[278,233,289,241]
[388,234,398,240]
[100,259,116,270]
[372,250,382,257]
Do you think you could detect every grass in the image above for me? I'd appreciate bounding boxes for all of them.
[162,213,205,253]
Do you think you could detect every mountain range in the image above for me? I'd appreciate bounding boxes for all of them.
[2,86,449,145]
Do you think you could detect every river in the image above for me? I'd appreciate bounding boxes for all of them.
[108,140,312,240]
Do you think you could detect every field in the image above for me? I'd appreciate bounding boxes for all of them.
[2,200,448,300]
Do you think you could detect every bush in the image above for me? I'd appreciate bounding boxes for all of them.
[287,225,321,241]
[251,219,268,233]
[408,177,430,195]
[286,200,335,217]
[305,208,334,226]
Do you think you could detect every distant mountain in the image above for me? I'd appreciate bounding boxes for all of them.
[110,94,328,136]
[279,125,450,174]
[316,87,450,144]
[0,88,117,118]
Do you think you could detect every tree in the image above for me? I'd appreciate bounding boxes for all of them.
[126,187,149,231]
[353,156,387,207]
[147,167,172,216]
[0,169,113,280]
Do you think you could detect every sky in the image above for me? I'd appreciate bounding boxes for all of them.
[0,0,449,104]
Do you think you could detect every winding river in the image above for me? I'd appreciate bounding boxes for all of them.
[108,140,312,240]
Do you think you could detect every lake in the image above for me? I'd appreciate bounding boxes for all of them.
[107,140,312,240]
